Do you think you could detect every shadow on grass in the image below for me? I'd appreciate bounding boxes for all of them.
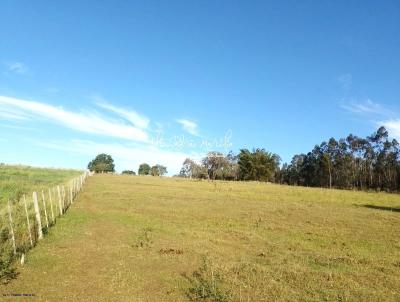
[0,267,19,285]
[362,205,400,213]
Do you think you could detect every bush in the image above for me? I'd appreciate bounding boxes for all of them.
[122,170,136,175]
[185,257,232,302]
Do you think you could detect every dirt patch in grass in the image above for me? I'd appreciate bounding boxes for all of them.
[160,248,184,255]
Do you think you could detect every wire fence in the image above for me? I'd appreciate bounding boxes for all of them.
[0,171,91,280]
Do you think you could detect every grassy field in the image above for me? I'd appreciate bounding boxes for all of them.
[1,174,400,301]
[0,165,83,283]
[0,164,82,206]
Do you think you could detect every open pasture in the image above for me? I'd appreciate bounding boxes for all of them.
[0,165,82,206]
[1,174,400,301]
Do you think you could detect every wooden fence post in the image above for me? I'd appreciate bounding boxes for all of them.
[32,192,43,240]
[62,186,66,210]
[48,188,55,223]
[65,185,68,207]
[41,190,49,228]
[53,187,58,217]
[23,195,33,247]
[7,200,17,255]
[57,186,63,215]
[70,183,73,204]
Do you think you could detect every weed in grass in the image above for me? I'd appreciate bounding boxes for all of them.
[133,227,154,248]
[0,249,19,284]
[185,257,232,302]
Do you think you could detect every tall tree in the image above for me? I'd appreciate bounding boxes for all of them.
[138,163,151,175]
[282,126,400,192]
[238,149,280,182]
[150,164,168,176]
[156,164,168,176]
[87,153,115,173]
[202,152,228,180]
[150,165,159,176]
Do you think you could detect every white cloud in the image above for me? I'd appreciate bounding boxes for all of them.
[341,99,386,115]
[37,139,201,175]
[381,119,400,141]
[341,99,400,140]
[0,100,31,121]
[94,98,149,129]
[338,73,352,90]
[0,95,148,142]
[5,62,28,74]
[0,95,209,172]
[0,107,31,121]
[176,119,199,136]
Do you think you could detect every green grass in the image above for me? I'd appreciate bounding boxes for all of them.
[0,164,82,206]
[0,164,82,283]
[1,174,400,301]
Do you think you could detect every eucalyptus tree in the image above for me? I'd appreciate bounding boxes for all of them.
[282,126,400,192]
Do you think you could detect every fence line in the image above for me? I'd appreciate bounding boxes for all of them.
[0,171,91,277]
[7,199,16,255]
[23,194,33,247]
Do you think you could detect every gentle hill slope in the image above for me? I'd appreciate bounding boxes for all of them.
[2,175,400,301]
[0,164,82,206]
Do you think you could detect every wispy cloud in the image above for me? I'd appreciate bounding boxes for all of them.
[4,62,28,75]
[176,119,199,136]
[338,73,352,90]
[0,123,38,131]
[341,98,400,140]
[92,95,149,129]
[0,108,30,121]
[341,99,386,115]
[0,95,149,142]
[381,119,400,141]
[0,101,31,121]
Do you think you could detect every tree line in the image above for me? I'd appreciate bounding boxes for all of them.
[179,127,400,192]
[179,149,280,182]
[279,126,399,191]
[87,126,400,192]
[87,154,167,176]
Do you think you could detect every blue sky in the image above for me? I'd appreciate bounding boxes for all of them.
[1,1,400,174]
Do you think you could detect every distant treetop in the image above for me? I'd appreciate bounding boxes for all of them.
[138,163,151,175]
[88,153,115,173]
[122,170,136,175]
